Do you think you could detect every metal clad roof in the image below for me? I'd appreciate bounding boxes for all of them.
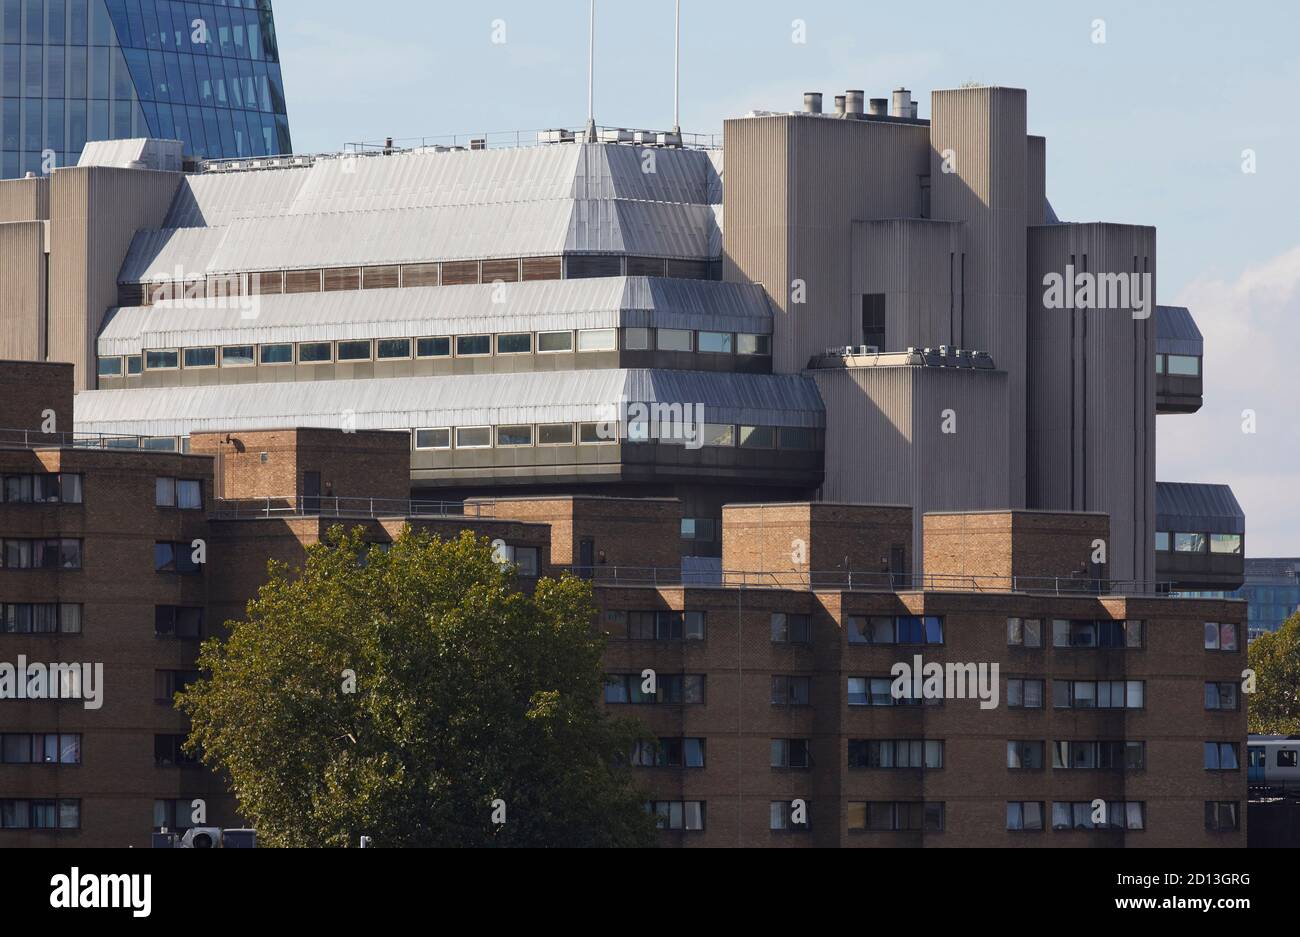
[74,369,825,437]
[97,277,774,356]
[1156,482,1245,534]
[1156,306,1204,357]
[164,167,313,228]
[120,226,231,282]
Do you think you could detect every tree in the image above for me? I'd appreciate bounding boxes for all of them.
[178,526,657,848]
[1248,611,1300,736]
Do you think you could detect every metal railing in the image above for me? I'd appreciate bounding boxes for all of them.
[568,567,1180,597]
[342,126,723,153]
[210,496,496,521]
[0,428,182,453]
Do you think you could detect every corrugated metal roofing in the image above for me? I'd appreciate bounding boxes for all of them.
[97,277,774,355]
[74,369,826,437]
[1156,482,1245,534]
[77,138,183,171]
[1156,306,1204,357]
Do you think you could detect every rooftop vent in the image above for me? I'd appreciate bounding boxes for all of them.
[891,88,913,119]
[868,98,888,117]
[804,92,823,114]
[845,90,865,119]
[538,129,577,144]
[833,95,846,117]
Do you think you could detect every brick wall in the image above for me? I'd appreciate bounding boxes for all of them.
[0,361,74,436]
[924,511,1111,589]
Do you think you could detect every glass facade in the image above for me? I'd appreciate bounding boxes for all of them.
[1181,558,1300,640]
[1,0,290,178]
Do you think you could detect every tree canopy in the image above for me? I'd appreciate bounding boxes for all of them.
[1248,611,1300,736]
[178,526,656,848]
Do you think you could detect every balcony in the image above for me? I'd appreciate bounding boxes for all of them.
[1156,306,1203,414]
[1156,483,1245,590]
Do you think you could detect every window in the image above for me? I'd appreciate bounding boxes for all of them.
[1,799,79,830]
[846,616,943,646]
[848,676,931,708]
[656,329,693,352]
[622,328,650,351]
[779,427,816,450]
[1167,355,1201,376]
[298,342,333,363]
[698,332,733,354]
[647,801,705,832]
[97,357,123,378]
[848,802,943,833]
[579,423,616,445]
[145,349,179,370]
[771,613,812,645]
[739,426,775,449]
[537,331,573,353]
[1053,741,1145,771]
[862,294,886,351]
[337,340,373,362]
[3,474,81,505]
[1007,741,1045,770]
[1205,622,1239,651]
[512,547,540,578]
[630,738,705,769]
[1007,618,1043,647]
[154,734,200,768]
[155,606,203,639]
[377,339,412,360]
[414,429,451,451]
[1205,802,1239,832]
[627,611,705,642]
[577,329,617,353]
[1,604,81,635]
[1155,531,1171,552]
[154,542,201,575]
[1,734,80,765]
[1052,802,1145,831]
[770,801,810,832]
[771,675,811,707]
[1210,534,1242,555]
[849,740,943,770]
[1205,682,1238,711]
[604,674,704,705]
[416,337,451,359]
[154,798,202,833]
[1007,802,1045,832]
[770,739,811,769]
[252,344,291,366]
[538,424,574,446]
[1054,680,1144,710]
[1007,679,1045,710]
[493,334,530,356]
[1175,532,1207,554]
[455,427,492,449]
[221,345,255,367]
[126,356,143,376]
[156,478,202,510]
[737,334,771,356]
[1204,742,1240,771]
[1280,750,1300,769]
[2,540,82,570]
[496,426,533,448]
[154,670,201,704]
[1052,619,1142,649]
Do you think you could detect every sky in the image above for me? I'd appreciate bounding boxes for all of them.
[273,0,1300,555]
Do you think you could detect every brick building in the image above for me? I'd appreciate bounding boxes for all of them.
[0,361,1247,847]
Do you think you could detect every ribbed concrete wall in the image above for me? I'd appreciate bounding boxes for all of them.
[0,221,47,360]
[930,88,1028,511]
[815,365,1009,572]
[48,167,181,389]
[852,219,965,351]
[1026,222,1157,584]
[0,176,49,223]
[723,115,931,373]
[1026,135,1047,227]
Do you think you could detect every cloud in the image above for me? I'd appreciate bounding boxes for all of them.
[1158,245,1300,556]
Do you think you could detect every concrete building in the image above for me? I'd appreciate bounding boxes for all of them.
[0,362,1249,846]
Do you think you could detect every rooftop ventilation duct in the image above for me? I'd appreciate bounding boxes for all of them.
[833,95,846,117]
[890,88,913,118]
[804,92,823,114]
[868,98,888,117]
[845,90,865,119]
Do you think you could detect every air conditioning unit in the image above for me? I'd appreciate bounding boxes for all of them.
[469,138,487,151]
[599,128,634,143]
[180,827,223,849]
[632,130,657,145]
[656,132,684,147]
[859,345,880,355]
[537,129,576,144]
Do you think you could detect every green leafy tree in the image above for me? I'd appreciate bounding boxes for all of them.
[1248,611,1300,736]
[178,526,656,848]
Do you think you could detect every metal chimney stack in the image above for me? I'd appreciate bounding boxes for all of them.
[868,98,888,117]
[845,90,865,119]
[804,92,823,114]
[833,95,846,117]
[890,88,913,118]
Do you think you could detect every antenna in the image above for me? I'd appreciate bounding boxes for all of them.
[585,0,598,143]
[673,0,681,134]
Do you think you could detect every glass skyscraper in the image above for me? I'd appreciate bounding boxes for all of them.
[1,0,291,179]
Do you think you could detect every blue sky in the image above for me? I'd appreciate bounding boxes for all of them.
[274,0,1300,555]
